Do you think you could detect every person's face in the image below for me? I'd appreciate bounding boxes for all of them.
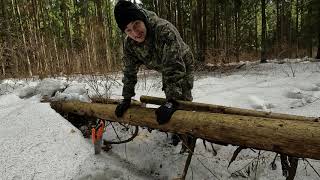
[124,20,147,43]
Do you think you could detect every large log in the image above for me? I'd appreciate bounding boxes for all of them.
[140,95,318,122]
[90,97,142,106]
[50,101,320,160]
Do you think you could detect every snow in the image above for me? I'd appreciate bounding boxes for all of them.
[53,83,91,102]
[1,60,320,180]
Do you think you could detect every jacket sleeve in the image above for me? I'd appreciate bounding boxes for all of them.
[121,43,141,99]
[158,24,187,101]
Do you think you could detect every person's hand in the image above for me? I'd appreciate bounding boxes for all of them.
[115,99,131,117]
[155,100,178,124]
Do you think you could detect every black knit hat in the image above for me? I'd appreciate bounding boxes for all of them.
[114,1,147,32]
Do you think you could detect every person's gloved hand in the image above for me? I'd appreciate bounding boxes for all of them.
[115,99,131,117]
[155,100,178,124]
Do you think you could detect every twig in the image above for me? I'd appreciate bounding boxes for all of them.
[210,143,217,156]
[228,146,246,168]
[287,157,299,180]
[230,151,267,175]
[111,122,122,141]
[270,153,278,170]
[178,135,194,154]
[305,159,320,178]
[103,126,138,144]
[191,166,194,180]
[125,143,127,160]
[181,137,196,179]
[254,151,261,179]
[197,157,220,180]
[118,122,130,130]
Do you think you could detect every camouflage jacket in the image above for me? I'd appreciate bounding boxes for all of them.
[121,9,194,101]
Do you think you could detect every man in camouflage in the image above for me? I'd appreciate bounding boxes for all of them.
[114,1,194,127]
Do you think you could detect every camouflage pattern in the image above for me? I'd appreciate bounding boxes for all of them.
[121,9,194,101]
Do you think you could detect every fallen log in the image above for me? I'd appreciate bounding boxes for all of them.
[90,97,142,106]
[50,100,320,160]
[140,95,318,122]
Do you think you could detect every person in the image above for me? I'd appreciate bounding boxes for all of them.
[113,0,194,146]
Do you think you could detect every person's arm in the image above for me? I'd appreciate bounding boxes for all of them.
[115,42,141,118]
[158,24,187,101]
[122,43,141,100]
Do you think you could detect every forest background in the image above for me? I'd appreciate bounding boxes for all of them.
[0,0,319,78]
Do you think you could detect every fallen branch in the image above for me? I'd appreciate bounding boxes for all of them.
[140,95,318,122]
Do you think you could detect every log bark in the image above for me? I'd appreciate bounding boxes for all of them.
[140,95,318,122]
[90,97,141,106]
[50,101,320,160]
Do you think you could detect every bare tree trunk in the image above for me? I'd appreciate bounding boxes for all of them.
[288,0,293,57]
[62,0,72,48]
[316,25,320,59]
[16,2,33,76]
[41,36,48,73]
[197,0,204,62]
[213,2,219,49]
[90,26,97,69]
[0,0,7,34]
[65,48,70,74]
[224,2,230,62]
[38,1,49,74]
[295,0,299,57]
[153,0,158,15]
[94,0,107,72]
[159,0,165,20]
[28,22,40,74]
[261,0,267,63]
[0,0,7,76]
[10,0,19,75]
[254,4,259,52]
[280,0,285,45]
[53,37,60,73]
[166,0,171,23]
[316,0,320,59]
[208,1,213,48]
[173,0,177,26]
[105,28,111,72]
[191,0,198,60]
[234,0,241,62]
[307,6,312,57]
[96,0,103,23]
[1,63,5,77]
[202,0,207,62]
[177,0,182,35]
[26,4,41,75]
[276,0,281,56]
[190,0,195,49]
[0,44,5,76]
[86,37,92,72]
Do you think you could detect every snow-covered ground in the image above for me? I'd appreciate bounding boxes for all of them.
[1,59,320,180]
